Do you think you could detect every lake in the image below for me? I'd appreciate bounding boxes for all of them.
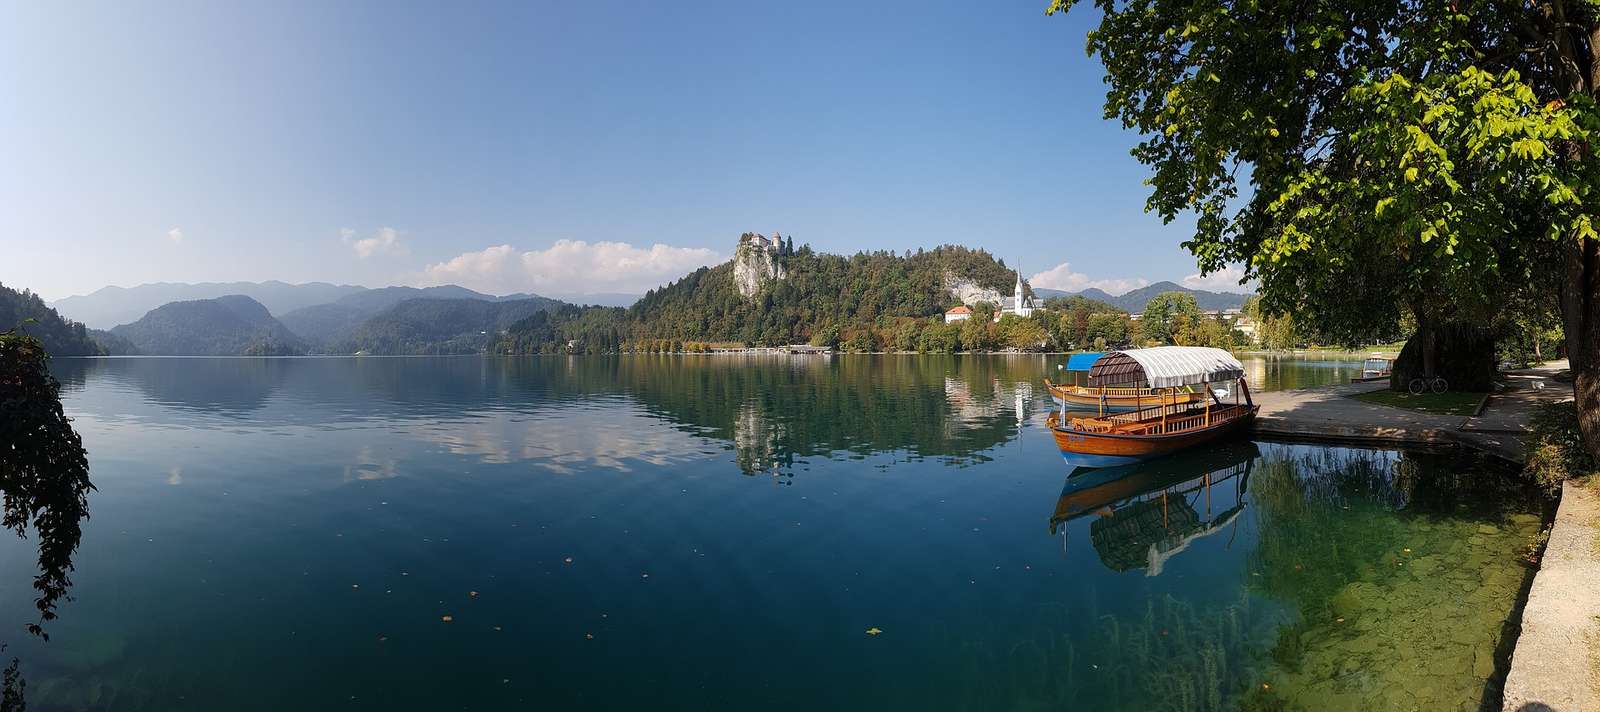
[4,354,1541,710]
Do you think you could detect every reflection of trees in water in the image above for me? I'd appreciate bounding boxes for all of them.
[1246,445,1534,619]
[615,354,1047,473]
[50,354,1055,476]
[3,335,97,708]
[54,356,287,415]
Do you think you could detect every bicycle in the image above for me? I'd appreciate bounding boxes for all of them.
[1407,374,1448,395]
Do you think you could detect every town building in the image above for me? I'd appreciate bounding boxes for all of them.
[944,305,973,323]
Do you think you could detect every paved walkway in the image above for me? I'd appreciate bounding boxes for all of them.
[1251,360,1573,463]
[1503,479,1600,712]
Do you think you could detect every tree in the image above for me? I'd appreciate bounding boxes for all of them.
[1085,312,1130,347]
[1141,292,1202,345]
[1049,0,1600,458]
[1005,318,1050,351]
[0,332,93,639]
[959,317,996,352]
[920,322,961,353]
[810,324,841,349]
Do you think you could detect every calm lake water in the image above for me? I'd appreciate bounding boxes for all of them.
[6,354,1541,711]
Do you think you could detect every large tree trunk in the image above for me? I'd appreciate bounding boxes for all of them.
[1390,317,1497,392]
[1558,236,1600,462]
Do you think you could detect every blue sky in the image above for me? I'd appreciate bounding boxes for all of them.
[2,0,1245,302]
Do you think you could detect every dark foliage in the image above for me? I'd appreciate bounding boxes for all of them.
[0,284,101,357]
[1389,324,1497,393]
[0,332,93,638]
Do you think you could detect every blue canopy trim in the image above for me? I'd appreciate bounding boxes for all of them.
[1064,352,1105,371]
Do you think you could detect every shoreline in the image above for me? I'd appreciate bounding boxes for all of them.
[1502,480,1600,710]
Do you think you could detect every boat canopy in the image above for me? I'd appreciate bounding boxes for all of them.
[1087,346,1245,388]
[1064,352,1104,371]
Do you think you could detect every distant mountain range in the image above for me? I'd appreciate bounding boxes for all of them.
[1033,281,1250,312]
[91,290,568,356]
[51,281,368,329]
[50,281,642,329]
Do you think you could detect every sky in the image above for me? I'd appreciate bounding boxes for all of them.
[1,0,1250,303]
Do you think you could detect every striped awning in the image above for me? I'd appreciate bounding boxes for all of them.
[1087,347,1245,388]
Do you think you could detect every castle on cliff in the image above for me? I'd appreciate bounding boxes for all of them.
[739,231,793,256]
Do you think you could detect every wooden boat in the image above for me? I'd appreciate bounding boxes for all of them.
[1351,355,1396,383]
[1046,351,1200,412]
[1048,347,1258,468]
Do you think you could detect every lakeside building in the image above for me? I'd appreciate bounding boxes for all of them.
[945,305,973,323]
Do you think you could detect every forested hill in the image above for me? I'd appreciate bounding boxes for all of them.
[279,285,511,347]
[337,297,565,355]
[111,295,305,356]
[627,244,1024,345]
[0,282,105,355]
[497,245,1034,352]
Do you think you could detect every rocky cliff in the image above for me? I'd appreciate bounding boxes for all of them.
[733,241,786,298]
[944,273,1005,307]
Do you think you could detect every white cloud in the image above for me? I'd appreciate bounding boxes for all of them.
[422,239,723,297]
[167,227,184,244]
[1181,266,1253,292]
[1028,262,1150,296]
[343,227,408,259]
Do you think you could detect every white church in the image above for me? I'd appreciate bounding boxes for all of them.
[945,272,1037,323]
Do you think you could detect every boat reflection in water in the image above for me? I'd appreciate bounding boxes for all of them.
[1049,441,1259,575]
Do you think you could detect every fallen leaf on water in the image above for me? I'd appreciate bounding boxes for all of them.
[866,627,883,636]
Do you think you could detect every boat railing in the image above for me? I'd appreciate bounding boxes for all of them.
[1065,402,1250,434]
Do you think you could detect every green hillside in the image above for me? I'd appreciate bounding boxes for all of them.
[110,295,304,355]
[336,296,565,355]
[497,244,1042,352]
[0,282,105,356]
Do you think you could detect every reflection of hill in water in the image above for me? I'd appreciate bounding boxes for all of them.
[606,354,1049,470]
[1051,442,1259,575]
[54,355,1052,468]
[53,357,289,414]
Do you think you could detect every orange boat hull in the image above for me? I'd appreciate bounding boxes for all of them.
[1049,407,1258,468]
